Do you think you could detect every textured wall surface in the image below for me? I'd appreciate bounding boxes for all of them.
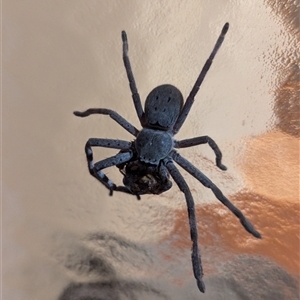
[3,1,299,299]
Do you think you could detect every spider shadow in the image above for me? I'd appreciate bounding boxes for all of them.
[58,231,170,300]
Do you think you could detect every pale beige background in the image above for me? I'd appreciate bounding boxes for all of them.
[3,1,299,299]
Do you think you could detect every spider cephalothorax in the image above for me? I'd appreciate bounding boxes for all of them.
[74,23,261,293]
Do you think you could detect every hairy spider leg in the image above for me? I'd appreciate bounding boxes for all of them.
[74,108,139,137]
[73,109,142,198]
[114,185,140,198]
[84,138,133,195]
[170,150,261,238]
[122,31,145,125]
[93,151,133,194]
[173,23,229,134]
[174,136,227,171]
[165,158,205,293]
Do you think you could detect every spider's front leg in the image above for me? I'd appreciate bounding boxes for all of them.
[175,136,227,170]
[164,158,205,293]
[170,150,261,238]
[84,138,133,195]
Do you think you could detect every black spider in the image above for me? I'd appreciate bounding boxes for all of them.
[74,23,261,293]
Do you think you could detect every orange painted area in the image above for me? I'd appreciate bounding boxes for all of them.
[160,192,299,276]
[159,130,300,278]
[241,130,299,203]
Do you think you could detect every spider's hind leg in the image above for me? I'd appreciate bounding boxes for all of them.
[173,23,229,134]
[74,108,139,137]
[122,30,145,125]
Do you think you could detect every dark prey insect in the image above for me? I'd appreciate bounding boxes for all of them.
[117,159,173,198]
[74,23,261,293]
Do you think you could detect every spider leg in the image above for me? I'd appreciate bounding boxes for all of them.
[174,136,227,170]
[164,158,205,293]
[74,108,139,137]
[93,151,133,195]
[114,185,141,200]
[157,163,171,184]
[170,150,261,239]
[122,31,145,125]
[173,23,229,134]
[84,138,133,195]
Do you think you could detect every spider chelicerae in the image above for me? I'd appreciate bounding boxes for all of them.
[74,22,261,293]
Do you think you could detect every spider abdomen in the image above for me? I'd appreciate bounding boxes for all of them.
[135,128,173,164]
